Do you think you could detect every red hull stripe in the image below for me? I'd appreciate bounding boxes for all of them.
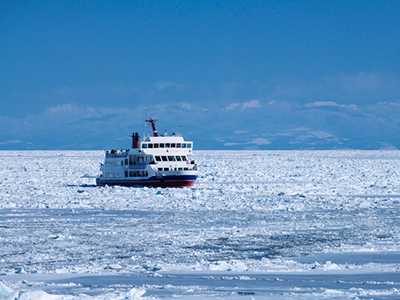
[96,180,196,187]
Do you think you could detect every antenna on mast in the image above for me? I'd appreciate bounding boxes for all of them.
[145,118,159,137]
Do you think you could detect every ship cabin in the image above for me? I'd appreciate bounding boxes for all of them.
[140,135,195,172]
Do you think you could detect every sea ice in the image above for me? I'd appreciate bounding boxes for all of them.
[1,150,400,298]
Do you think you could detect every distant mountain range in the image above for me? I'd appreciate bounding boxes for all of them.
[1,100,399,150]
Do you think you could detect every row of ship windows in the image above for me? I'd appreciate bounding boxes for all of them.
[105,155,187,166]
[158,167,188,171]
[142,143,192,149]
[125,170,149,177]
[105,161,122,167]
[105,156,152,167]
[103,172,121,178]
[155,155,187,162]
[104,168,189,178]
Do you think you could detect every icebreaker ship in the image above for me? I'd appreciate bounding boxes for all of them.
[96,118,198,187]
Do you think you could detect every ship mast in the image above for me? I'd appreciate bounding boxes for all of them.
[145,118,159,137]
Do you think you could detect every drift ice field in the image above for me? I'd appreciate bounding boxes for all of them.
[1,150,400,299]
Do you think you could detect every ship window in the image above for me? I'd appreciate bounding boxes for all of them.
[160,143,165,148]
[125,171,128,177]
[104,172,120,178]
[154,143,159,148]
[176,143,181,148]
[176,156,182,161]
[145,171,148,176]
[184,167,188,171]
[142,144,147,149]
[129,171,133,177]
[171,143,176,147]
[178,167,183,171]
[162,156,168,161]
[155,156,161,161]
[164,167,169,171]
[105,160,122,167]
[133,171,137,177]
[148,144,153,148]
[125,159,128,165]
[182,143,186,148]
[168,156,175,161]
[187,143,192,148]
[181,156,187,161]
[158,168,163,171]
[165,143,170,148]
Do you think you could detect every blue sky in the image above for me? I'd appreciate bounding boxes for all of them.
[1,0,400,149]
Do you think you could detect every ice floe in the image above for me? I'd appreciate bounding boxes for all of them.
[1,150,400,298]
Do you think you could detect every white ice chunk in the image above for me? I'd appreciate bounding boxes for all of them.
[126,288,146,298]
[18,290,60,300]
[107,264,123,270]
[0,282,13,297]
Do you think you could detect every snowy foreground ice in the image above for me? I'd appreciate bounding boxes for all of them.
[1,150,400,299]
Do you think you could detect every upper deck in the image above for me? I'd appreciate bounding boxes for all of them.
[140,136,193,154]
[104,118,194,158]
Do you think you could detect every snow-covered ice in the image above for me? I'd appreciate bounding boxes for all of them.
[1,150,400,299]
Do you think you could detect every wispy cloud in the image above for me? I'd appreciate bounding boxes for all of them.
[176,102,195,110]
[226,100,261,110]
[46,104,130,119]
[308,131,334,139]
[0,140,26,145]
[242,100,261,109]
[249,138,270,145]
[226,103,240,110]
[224,142,241,146]
[304,101,358,110]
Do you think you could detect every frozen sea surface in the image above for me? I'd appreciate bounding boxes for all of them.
[1,150,400,299]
